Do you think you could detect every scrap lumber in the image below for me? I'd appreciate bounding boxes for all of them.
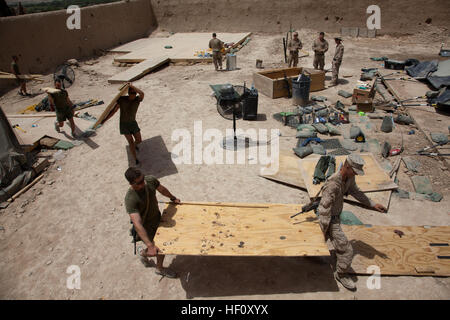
[298,153,398,197]
[6,113,56,118]
[92,83,129,128]
[154,202,329,257]
[343,225,450,276]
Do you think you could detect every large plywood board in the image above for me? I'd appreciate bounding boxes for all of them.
[343,225,450,276]
[108,56,170,83]
[154,202,329,257]
[114,32,252,63]
[299,153,398,197]
[259,151,392,209]
[93,83,129,128]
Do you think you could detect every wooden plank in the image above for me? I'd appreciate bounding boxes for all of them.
[343,225,450,276]
[6,113,56,118]
[299,153,398,197]
[260,151,391,208]
[114,32,252,63]
[154,202,329,257]
[92,83,129,129]
[107,57,170,83]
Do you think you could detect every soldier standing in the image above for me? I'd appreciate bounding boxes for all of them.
[287,32,303,67]
[317,154,386,290]
[331,37,344,86]
[312,32,329,71]
[209,33,224,71]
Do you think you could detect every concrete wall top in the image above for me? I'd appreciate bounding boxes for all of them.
[0,0,157,74]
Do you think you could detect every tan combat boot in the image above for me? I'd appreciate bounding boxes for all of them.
[335,271,356,291]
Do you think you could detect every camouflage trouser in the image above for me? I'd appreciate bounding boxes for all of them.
[314,54,325,70]
[331,59,341,85]
[213,51,222,70]
[327,221,353,273]
[288,51,299,67]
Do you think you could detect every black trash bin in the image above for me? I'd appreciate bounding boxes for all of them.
[292,73,311,106]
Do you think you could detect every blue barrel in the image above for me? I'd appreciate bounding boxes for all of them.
[292,73,311,106]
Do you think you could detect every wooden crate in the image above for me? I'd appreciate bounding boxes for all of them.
[253,67,325,99]
[355,96,374,113]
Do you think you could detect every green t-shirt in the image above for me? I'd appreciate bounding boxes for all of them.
[118,95,142,123]
[125,175,161,234]
[50,89,70,113]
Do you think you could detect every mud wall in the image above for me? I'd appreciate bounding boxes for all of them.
[150,0,450,35]
[0,0,157,73]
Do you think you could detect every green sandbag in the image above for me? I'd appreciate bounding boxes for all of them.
[316,108,329,117]
[350,125,363,139]
[411,176,433,195]
[342,139,358,151]
[430,133,448,144]
[395,114,414,125]
[325,123,341,136]
[349,106,357,112]
[338,90,352,98]
[296,130,317,138]
[381,116,394,133]
[340,211,363,225]
[293,145,313,158]
[381,141,391,158]
[311,95,327,102]
[312,123,329,134]
[297,124,316,132]
[425,192,443,202]
[54,140,74,150]
[311,144,326,155]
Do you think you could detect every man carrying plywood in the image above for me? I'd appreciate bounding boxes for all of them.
[317,154,386,291]
[47,79,77,138]
[209,33,224,71]
[106,83,145,165]
[124,167,180,278]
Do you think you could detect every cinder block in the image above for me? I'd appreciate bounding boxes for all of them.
[368,29,377,38]
[341,27,351,37]
[358,28,368,38]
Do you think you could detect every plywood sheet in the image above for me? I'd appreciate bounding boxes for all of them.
[93,83,129,128]
[260,151,392,208]
[107,56,170,83]
[343,225,450,276]
[299,153,398,197]
[114,32,252,63]
[154,202,329,257]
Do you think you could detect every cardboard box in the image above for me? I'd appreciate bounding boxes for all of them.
[253,67,325,99]
[355,96,374,113]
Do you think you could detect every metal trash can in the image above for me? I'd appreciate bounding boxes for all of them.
[292,73,311,106]
[226,54,237,71]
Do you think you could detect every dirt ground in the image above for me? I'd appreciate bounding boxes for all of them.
[0,26,450,299]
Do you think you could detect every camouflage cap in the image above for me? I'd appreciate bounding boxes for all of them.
[347,154,365,175]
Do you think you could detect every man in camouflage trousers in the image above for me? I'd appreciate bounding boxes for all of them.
[312,32,329,71]
[287,32,303,67]
[317,154,386,290]
[331,37,344,86]
[209,33,224,71]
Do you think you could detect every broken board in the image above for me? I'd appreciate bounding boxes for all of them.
[154,202,329,257]
[299,153,398,197]
[107,33,251,83]
[92,83,129,128]
[343,225,450,276]
[259,151,392,209]
[107,56,170,84]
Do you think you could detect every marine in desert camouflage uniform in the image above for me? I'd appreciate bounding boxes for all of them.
[317,154,386,290]
[331,37,344,86]
[209,33,224,71]
[312,32,329,70]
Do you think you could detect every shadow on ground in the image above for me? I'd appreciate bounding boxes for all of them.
[169,255,339,298]
[126,135,178,178]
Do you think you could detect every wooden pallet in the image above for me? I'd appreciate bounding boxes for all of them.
[154,202,330,257]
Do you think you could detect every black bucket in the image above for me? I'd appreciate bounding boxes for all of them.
[292,73,311,106]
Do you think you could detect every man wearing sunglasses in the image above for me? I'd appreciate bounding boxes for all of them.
[124,167,180,278]
[108,83,145,165]
[317,154,386,291]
